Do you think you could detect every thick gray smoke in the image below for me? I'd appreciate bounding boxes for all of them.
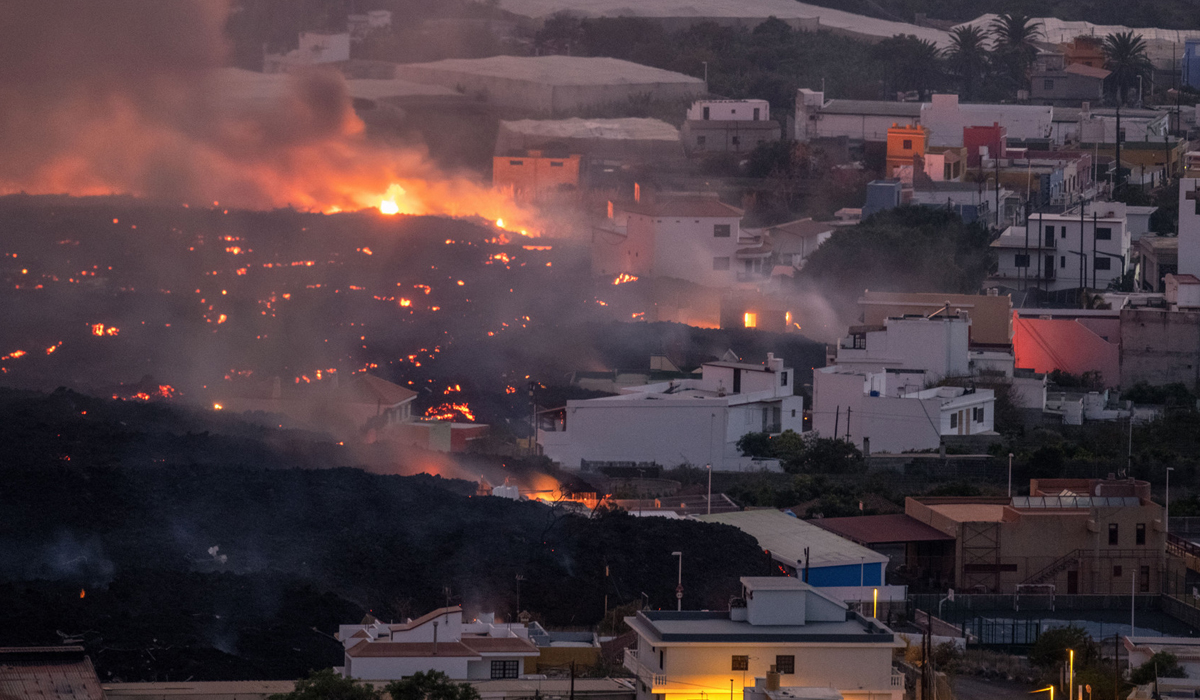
[0,1,535,223]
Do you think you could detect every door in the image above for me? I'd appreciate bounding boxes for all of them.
[1067,570,1078,594]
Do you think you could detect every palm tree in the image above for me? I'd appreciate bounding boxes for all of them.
[946,25,990,99]
[1103,31,1153,105]
[989,13,1044,90]
[872,35,945,99]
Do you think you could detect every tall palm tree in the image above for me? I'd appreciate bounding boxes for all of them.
[1103,31,1153,105]
[989,13,1044,90]
[871,35,945,99]
[946,25,989,99]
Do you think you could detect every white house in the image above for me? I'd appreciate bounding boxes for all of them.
[688,99,770,122]
[832,315,971,380]
[338,607,540,681]
[990,206,1131,292]
[264,32,351,73]
[623,577,903,700]
[1179,155,1200,278]
[794,90,1051,145]
[592,195,750,288]
[538,354,803,471]
[695,510,897,603]
[812,367,995,453]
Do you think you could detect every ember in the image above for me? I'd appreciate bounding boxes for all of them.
[424,402,476,422]
[612,273,638,285]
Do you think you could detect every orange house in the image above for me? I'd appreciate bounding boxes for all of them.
[885,124,929,178]
[1061,36,1106,69]
[492,150,581,201]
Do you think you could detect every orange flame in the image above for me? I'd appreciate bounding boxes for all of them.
[79,589,85,599]
[613,273,638,285]
[424,402,476,422]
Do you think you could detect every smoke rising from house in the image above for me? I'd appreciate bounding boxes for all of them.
[0,2,535,228]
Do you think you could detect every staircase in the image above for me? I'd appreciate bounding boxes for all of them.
[1022,549,1084,586]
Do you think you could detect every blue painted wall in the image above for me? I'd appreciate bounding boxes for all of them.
[805,561,884,587]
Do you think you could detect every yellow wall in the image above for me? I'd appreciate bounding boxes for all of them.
[885,125,928,178]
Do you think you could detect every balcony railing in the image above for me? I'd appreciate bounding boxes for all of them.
[624,648,666,688]
[892,672,904,688]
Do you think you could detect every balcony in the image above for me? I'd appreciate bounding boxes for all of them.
[892,671,905,689]
[624,648,666,689]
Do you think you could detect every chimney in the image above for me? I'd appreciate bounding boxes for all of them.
[766,666,780,691]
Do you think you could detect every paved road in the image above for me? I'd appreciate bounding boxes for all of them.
[952,676,1038,700]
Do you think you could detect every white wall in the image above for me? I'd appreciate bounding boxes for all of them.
[298,32,351,63]
[1180,177,1200,278]
[646,214,745,287]
[812,369,951,454]
[688,99,770,121]
[346,655,471,681]
[540,395,804,470]
[921,95,1052,146]
[836,317,971,379]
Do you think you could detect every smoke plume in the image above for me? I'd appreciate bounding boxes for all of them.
[0,2,534,226]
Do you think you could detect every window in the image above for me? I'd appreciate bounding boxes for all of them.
[509,160,524,166]
[550,161,564,167]
[753,108,761,120]
[731,136,740,146]
[491,660,519,679]
[1061,256,1067,268]
[1113,565,1123,578]
[950,413,959,429]
[713,257,730,270]
[775,656,795,674]
[1014,254,1031,268]
[1061,228,1067,239]
[1044,79,1055,90]
[781,371,789,387]
[1045,226,1055,245]
[1140,565,1150,592]
[1109,523,1119,546]
[852,333,866,349]
[703,106,710,120]
[1096,227,1112,240]
[714,224,731,237]
[973,406,984,423]
[697,135,707,147]
[1094,257,1112,271]
[903,139,913,150]
[1136,523,1146,545]
[659,650,664,668]
[732,656,749,671]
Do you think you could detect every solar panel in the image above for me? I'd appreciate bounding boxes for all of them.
[1012,496,1141,508]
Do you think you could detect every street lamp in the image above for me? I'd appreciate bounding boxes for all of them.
[673,551,683,611]
[706,464,713,515]
[1032,685,1055,700]
[1008,453,1014,498]
[1068,648,1074,700]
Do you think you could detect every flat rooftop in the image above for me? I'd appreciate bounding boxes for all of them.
[811,514,955,544]
[628,611,895,644]
[395,55,705,87]
[695,510,889,568]
[500,118,680,142]
[926,503,1008,522]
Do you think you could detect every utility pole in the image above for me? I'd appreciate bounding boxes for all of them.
[673,551,684,611]
[1167,467,1175,537]
[1008,453,1014,498]
[515,574,525,615]
[1092,212,1098,290]
[845,407,851,441]
[706,464,712,515]
[528,381,537,457]
[1115,101,1123,190]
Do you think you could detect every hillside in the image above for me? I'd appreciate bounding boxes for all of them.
[797,0,1200,29]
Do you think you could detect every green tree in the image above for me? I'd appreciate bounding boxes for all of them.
[989,13,1043,90]
[945,25,990,99]
[270,669,381,700]
[737,431,774,458]
[1103,31,1153,105]
[1028,626,1098,669]
[871,35,945,98]
[1130,651,1187,684]
[386,671,482,700]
